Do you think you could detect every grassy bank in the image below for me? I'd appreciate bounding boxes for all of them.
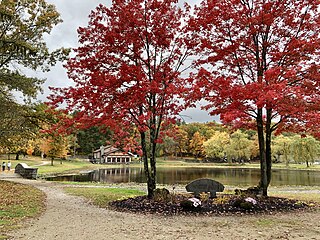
[155,158,320,171]
[0,181,45,239]
[37,160,98,176]
[64,187,145,208]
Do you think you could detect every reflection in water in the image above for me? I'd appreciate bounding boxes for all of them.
[46,167,320,186]
[91,168,145,183]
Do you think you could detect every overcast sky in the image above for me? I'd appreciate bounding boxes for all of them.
[34,0,215,123]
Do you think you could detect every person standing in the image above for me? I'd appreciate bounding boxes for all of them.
[7,161,11,171]
[2,162,6,171]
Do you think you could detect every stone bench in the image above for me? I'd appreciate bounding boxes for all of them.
[14,163,38,179]
[186,178,224,198]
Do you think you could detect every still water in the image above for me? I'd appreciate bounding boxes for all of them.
[46,167,320,186]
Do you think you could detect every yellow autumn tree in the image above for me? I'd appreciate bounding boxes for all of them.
[47,135,69,165]
[272,134,294,166]
[225,130,253,163]
[189,131,205,159]
[175,127,189,158]
[291,135,320,167]
[204,131,230,160]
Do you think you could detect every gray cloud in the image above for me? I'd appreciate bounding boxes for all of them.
[37,0,106,100]
[45,0,108,49]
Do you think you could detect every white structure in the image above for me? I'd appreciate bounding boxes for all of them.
[93,145,133,164]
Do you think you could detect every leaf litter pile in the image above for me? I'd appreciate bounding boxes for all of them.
[0,180,45,233]
[109,190,315,216]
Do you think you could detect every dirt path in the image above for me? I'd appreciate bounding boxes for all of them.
[6,178,320,240]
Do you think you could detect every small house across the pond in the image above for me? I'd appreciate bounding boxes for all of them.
[93,145,133,164]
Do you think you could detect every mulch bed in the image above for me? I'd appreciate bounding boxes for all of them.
[109,194,314,216]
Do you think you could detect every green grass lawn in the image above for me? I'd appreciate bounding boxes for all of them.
[0,181,45,239]
[36,160,96,176]
[268,187,320,203]
[64,187,145,208]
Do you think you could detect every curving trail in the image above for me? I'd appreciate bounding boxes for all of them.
[4,178,320,240]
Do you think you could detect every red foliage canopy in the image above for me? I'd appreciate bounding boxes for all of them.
[49,0,192,148]
[188,0,320,136]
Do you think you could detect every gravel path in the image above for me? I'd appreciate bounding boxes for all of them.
[6,179,320,240]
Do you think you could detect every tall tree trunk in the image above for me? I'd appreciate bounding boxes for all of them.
[265,109,272,187]
[285,154,289,167]
[149,126,157,197]
[149,146,156,197]
[140,131,156,198]
[257,109,268,196]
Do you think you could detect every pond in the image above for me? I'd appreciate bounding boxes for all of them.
[46,166,320,187]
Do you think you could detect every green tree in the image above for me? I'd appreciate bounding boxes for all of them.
[272,135,294,166]
[203,131,229,160]
[0,0,66,101]
[291,135,320,167]
[225,130,253,163]
[0,101,43,159]
[76,127,113,155]
[0,0,68,153]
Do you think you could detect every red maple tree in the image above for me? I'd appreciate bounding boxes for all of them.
[188,0,320,195]
[49,0,191,197]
